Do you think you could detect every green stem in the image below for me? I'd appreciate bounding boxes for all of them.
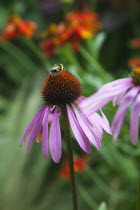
[78,182,98,209]
[79,46,113,82]
[0,42,37,72]
[61,106,78,210]
[137,171,140,210]
[22,38,51,69]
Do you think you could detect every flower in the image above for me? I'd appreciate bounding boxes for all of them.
[59,156,88,179]
[20,64,111,163]
[80,67,140,144]
[39,39,56,57]
[129,38,140,49]
[39,9,101,57]
[128,57,140,67]
[66,9,101,34]
[0,14,37,41]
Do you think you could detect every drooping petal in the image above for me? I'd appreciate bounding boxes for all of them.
[130,93,140,145]
[98,82,133,97]
[113,89,128,106]
[75,96,86,105]
[42,107,50,158]
[20,104,46,145]
[81,82,133,115]
[100,110,112,134]
[72,105,101,150]
[90,110,111,136]
[111,86,140,140]
[49,107,62,163]
[98,78,133,93]
[67,105,91,154]
[26,107,46,153]
[88,112,103,139]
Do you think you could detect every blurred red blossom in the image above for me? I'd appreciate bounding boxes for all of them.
[128,57,140,67]
[39,9,101,57]
[0,14,37,41]
[129,38,140,49]
[59,156,88,179]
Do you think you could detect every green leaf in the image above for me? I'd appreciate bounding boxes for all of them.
[98,202,107,210]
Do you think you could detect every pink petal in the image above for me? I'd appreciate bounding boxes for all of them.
[98,78,133,93]
[75,96,86,105]
[26,108,46,153]
[111,86,140,140]
[130,92,140,145]
[19,104,46,145]
[90,110,111,135]
[88,112,103,139]
[100,110,112,134]
[67,105,91,154]
[42,108,50,158]
[81,83,133,115]
[113,89,128,106]
[73,105,101,150]
[49,107,62,163]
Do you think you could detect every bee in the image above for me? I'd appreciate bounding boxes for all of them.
[49,64,64,75]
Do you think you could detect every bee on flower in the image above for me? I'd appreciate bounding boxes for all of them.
[20,64,111,163]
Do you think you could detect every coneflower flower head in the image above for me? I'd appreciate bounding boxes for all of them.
[131,66,140,85]
[41,64,82,106]
[20,64,111,163]
[80,67,140,144]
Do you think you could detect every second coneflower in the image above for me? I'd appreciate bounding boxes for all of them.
[80,66,140,144]
[20,64,111,163]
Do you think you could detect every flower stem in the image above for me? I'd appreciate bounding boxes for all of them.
[61,106,78,210]
[137,171,140,210]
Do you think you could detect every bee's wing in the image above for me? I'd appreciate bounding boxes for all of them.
[49,66,59,72]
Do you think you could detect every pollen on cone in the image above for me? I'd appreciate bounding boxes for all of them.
[133,66,140,74]
[41,71,82,106]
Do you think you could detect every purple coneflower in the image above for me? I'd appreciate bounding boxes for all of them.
[80,66,140,144]
[20,64,111,163]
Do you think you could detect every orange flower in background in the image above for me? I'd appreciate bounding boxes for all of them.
[39,9,101,57]
[66,9,101,34]
[128,58,140,67]
[59,156,88,179]
[0,14,37,41]
[40,39,56,57]
[129,38,140,49]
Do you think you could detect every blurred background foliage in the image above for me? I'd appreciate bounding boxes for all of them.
[0,0,140,209]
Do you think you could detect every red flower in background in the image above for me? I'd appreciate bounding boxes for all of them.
[39,9,101,57]
[66,10,100,34]
[59,156,88,179]
[128,58,140,67]
[40,39,56,57]
[0,14,37,41]
[130,38,140,49]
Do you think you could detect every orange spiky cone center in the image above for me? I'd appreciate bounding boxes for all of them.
[131,66,140,85]
[41,71,82,106]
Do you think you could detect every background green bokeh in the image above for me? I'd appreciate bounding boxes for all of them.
[0,0,140,209]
